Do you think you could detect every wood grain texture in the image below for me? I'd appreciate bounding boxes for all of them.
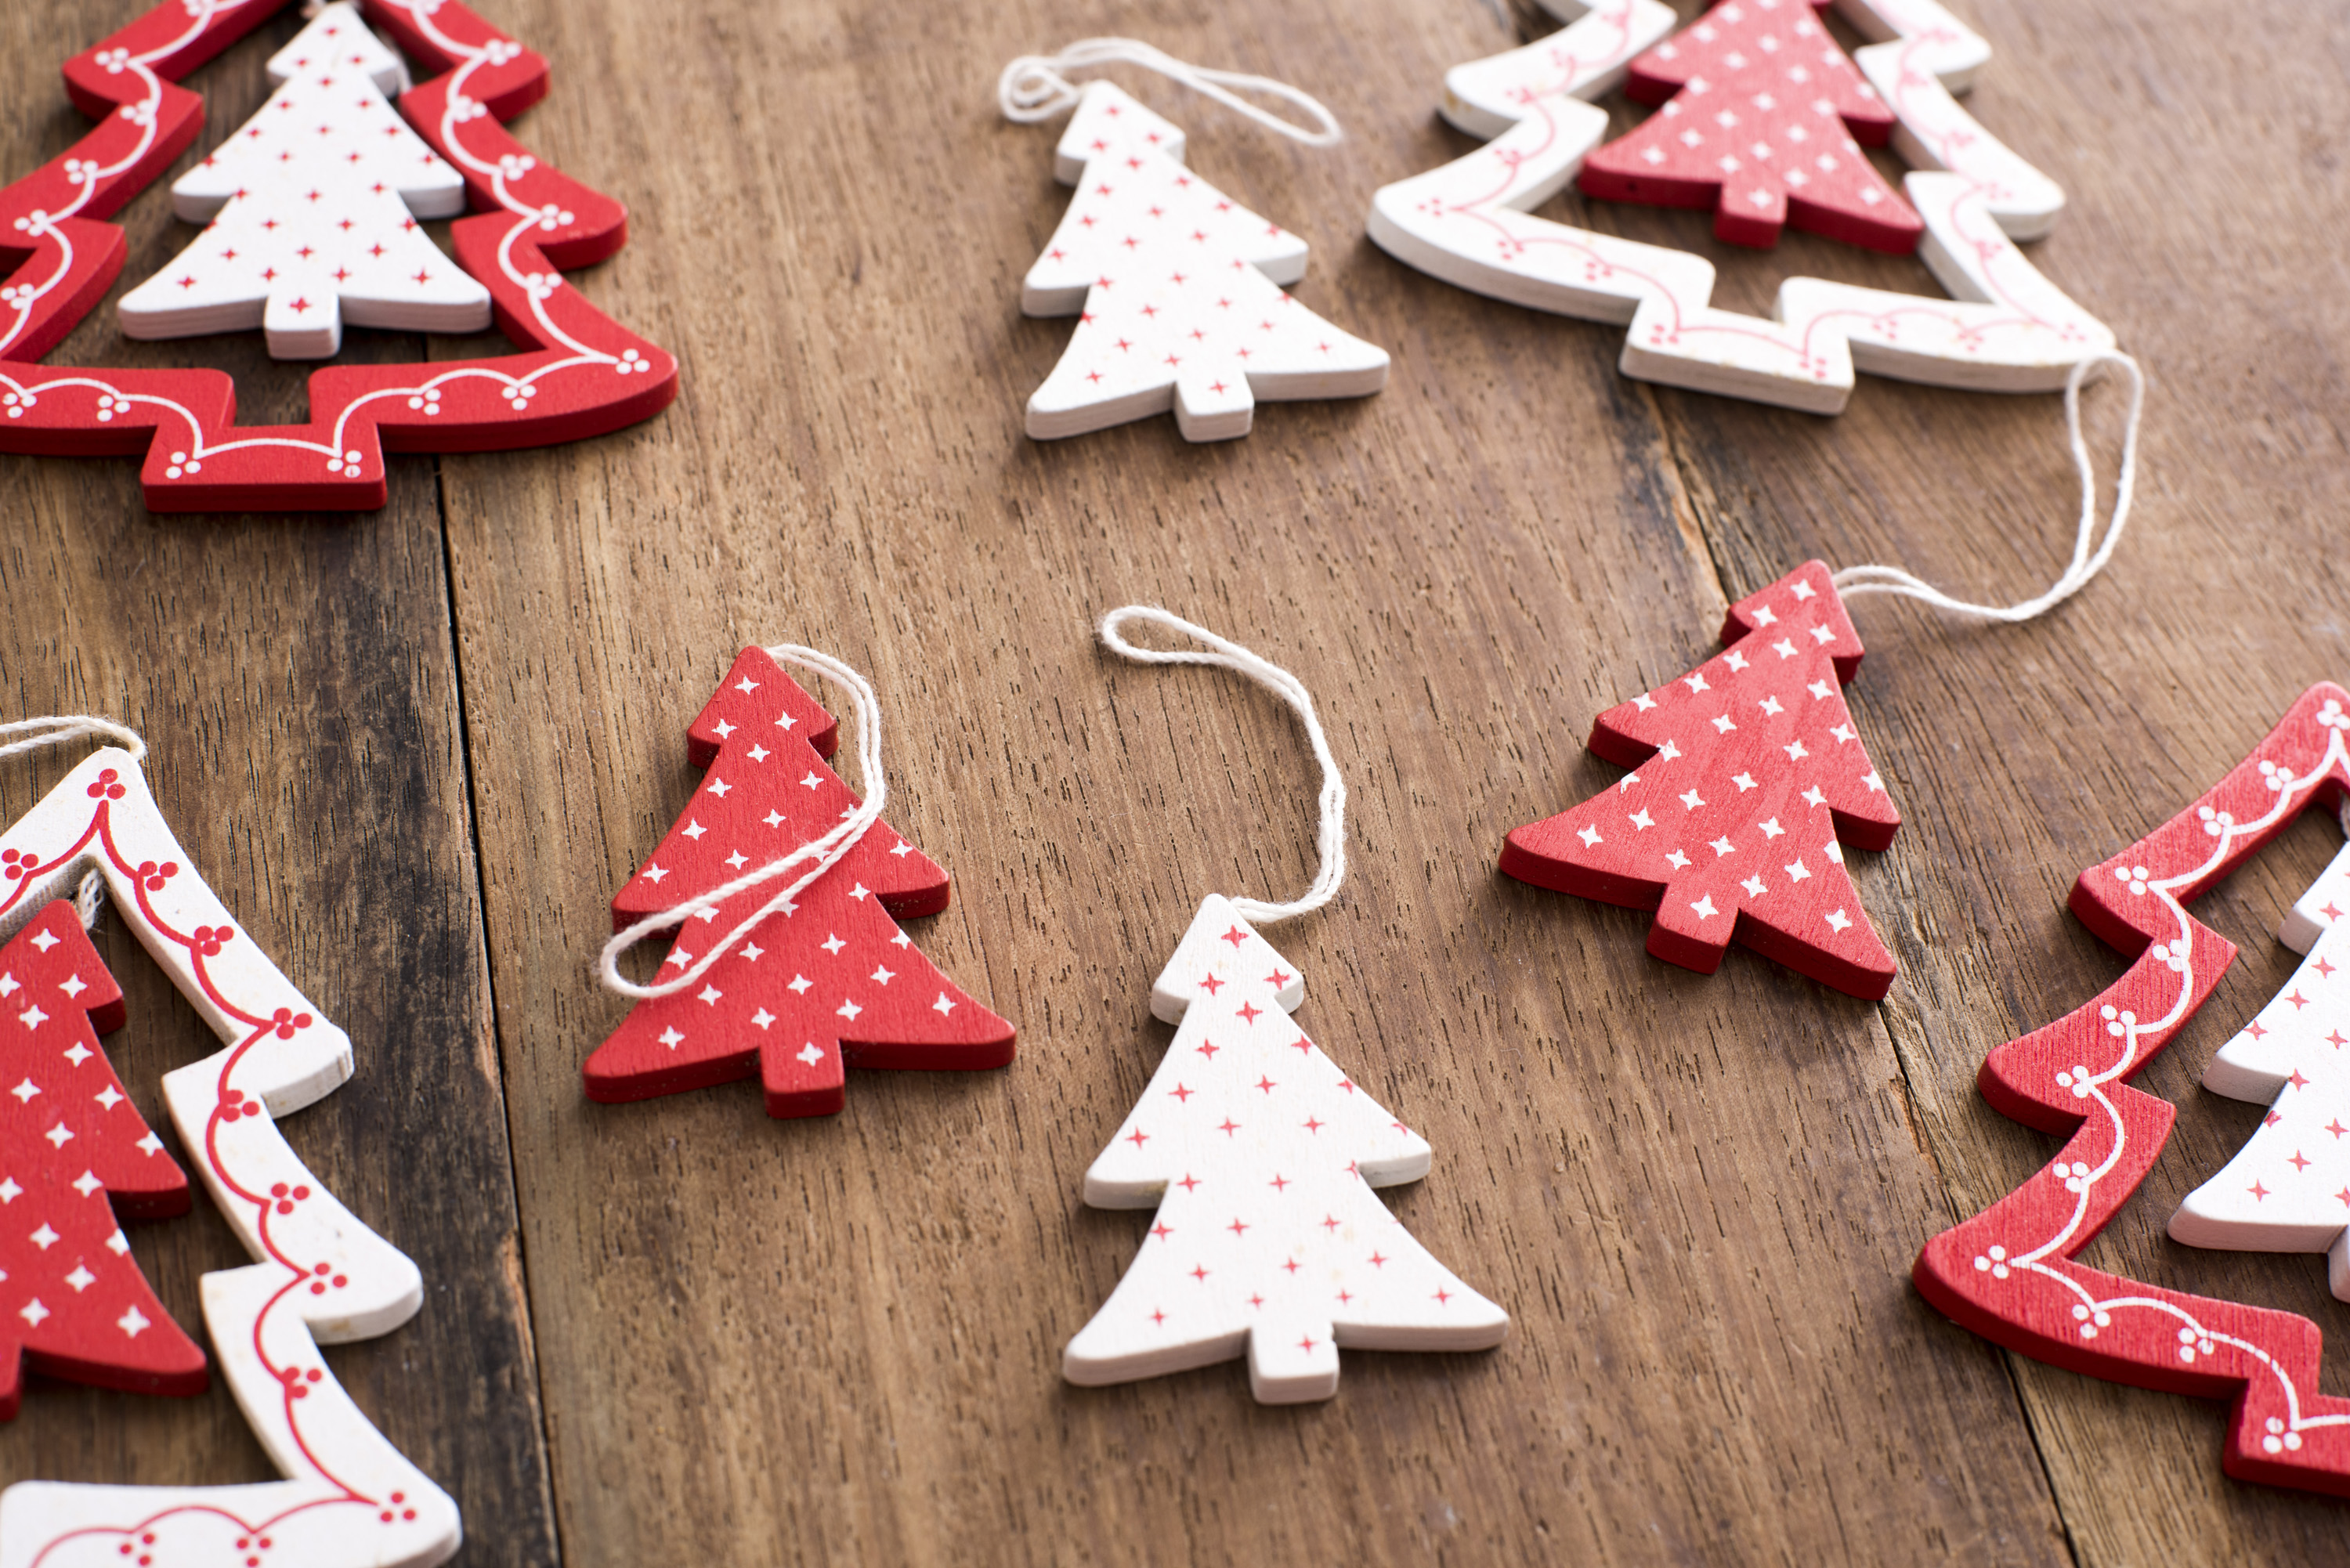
[0,5,559,1562]
[5,0,2348,1561]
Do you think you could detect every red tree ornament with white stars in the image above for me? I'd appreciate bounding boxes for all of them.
[1064,895,1508,1403]
[115,2,490,358]
[1577,0,1923,252]
[2171,845,2350,1295]
[586,648,1016,1118]
[1019,81,1388,442]
[0,901,204,1418]
[1499,560,1902,998]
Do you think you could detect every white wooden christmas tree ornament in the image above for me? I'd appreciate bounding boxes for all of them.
[117,2,490,358]
[1074,609,1507,1404]
[0,717,458,1568]
[1001,42,1388,441]
[2172,822,2350,1299]
[1367,0,2116,412]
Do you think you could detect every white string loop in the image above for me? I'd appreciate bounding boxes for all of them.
[1831,353,2145,623]
[998,38,1343,146]
[0,714,146,765]
[1100,607,1346,924]
[598,645,888,1002]
[74,869,106,931]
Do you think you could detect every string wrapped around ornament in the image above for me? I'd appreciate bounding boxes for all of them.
[1072,608,1509,1404]
[998,40,1389,442]
[588,643,1014,1118]
[1500,352,2144,998]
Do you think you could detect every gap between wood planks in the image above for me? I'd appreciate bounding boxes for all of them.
[425,446,573,1567]
[1633,378,2088,1568]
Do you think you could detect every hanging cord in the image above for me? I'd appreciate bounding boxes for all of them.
[1831,353,2144,622]
[74,869,106,931]
[598,645,888,1001]
[0,714,146,765]
[998,38,1343,146]
[1100,607,1346,923]
[0,715,140,929]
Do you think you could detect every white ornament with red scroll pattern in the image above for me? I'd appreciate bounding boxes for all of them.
[1069,611,1507,1404]
[0,719,457,1568]
[1366,0,2117,412]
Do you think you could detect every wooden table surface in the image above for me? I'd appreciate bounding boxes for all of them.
[3,0,2347,1561]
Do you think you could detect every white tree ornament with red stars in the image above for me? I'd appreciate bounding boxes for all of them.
[116,2,490,358]
[0,727,458,1568]
[1067,895,1509,1402]
[1019,80,1388,442]
[1075,609,1507,1403]
[2171,841,2350,1298]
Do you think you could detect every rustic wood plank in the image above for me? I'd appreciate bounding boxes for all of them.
[432,0,2068,1561]
[1631,0,2350,1560]
[0,6,560,1563]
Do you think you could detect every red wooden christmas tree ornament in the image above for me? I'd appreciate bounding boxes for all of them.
[586,649,1016,1118]
[1915,685,2350,1496]
[1500,560,1900,997]
[1578,0,1923,252]
[0,0,676,511]
[0,901,204,1418]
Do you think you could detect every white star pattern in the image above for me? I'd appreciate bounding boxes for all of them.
[1502,565,1898,993]
[588,649,1011,1113]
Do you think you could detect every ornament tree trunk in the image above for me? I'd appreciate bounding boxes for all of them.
[586,648,1015,1118]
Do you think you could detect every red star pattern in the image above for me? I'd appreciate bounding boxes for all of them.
[1018,82,1386,442]
[1502,561,1901,997]
[0,904,204,1418]
[2178,881,2350,1287]
[116,16,488,359]
[1064,897,1507,1402]
[584,648,1015,1118]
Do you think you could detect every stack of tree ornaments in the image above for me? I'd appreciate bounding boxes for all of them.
[1913,686,2350,1494]
[1000,42,1388,442]
[1074,609,1507,1403]
[1501,355,2143,996]
[117,4,490,357]
[590,645,1014,1119]
[0,0,677,511]
[0,717,460,1568]
[1368,0,2117,410]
